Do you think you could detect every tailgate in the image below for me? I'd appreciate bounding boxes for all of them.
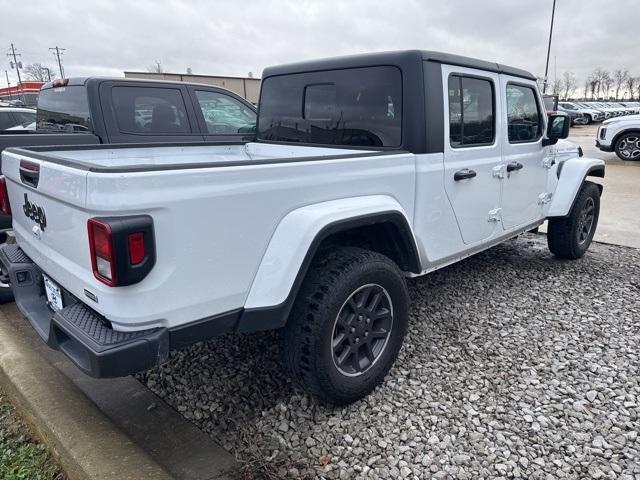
[1,149,90,284]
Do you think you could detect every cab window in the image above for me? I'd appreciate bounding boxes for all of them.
[194,90,256,135]
[506,84,543,143]
[448,75,495,147]
[112,86,192,135]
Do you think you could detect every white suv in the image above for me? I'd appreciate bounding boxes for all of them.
[597,114,640,160]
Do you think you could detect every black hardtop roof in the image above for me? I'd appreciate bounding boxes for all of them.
[262,50,536,81]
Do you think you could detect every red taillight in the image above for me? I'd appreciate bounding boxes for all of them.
[88,219,116,286]
[52,78,69,88]
[0,176,11,215]
[128,232,145,265]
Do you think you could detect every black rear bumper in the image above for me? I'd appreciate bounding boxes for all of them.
[0,244,170,377]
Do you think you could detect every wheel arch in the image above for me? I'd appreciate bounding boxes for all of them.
[548,159,605,218]
[237,197,420,333]
[612,128,640,151]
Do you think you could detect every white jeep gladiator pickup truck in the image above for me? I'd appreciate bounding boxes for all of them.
[0,51,604,405]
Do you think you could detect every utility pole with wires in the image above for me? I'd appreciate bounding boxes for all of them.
[4,70,12,99]
[542,0,557,94]
[49,46,66,78]
[7,43,23,94]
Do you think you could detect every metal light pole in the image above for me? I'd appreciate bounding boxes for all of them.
[542,0,557,94]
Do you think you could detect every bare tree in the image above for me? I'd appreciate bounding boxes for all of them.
[552,78,562,96]
[24,62,55,82]
[561,72,577,100]
[601,70,613,99]
[623,75,635,100]
[613,69,628,100]
[147,61,164,73]
[583,78,590,99]
[588,74,599,99]
[636,77,640,101]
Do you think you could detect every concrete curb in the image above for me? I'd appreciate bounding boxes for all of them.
[0,309,174,480]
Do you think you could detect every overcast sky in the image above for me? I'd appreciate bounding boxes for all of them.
[3,0,639,87]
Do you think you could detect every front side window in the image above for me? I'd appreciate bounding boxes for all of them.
[448,75,495,147]
[506,84,543,143]
[258,66,402,147]
[195,90,256,134]
[112,86,191,135]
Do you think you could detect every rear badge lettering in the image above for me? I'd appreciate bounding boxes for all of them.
[23,194,47,231]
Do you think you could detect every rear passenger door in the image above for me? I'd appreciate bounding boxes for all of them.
[499,78,548,230]
[99,81,205,143]
[442,65,503,245]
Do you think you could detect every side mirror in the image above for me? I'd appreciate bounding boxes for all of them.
[543,113,570,146]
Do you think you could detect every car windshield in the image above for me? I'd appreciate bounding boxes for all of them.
[12,110,36,126]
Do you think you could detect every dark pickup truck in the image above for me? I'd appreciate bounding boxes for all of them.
[0,76,257,220]
[0,76,257,300]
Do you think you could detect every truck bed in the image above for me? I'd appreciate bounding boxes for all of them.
[12,142,386,171]
[1,142,415,332]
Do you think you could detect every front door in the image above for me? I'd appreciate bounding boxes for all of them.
[442,65,503,245]
[500,79,549,230]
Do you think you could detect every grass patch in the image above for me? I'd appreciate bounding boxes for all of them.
[0,391,65,480]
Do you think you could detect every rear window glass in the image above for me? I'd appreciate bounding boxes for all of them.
[37,86,92,133]
[258,66,402,147]
[112,86,191,135]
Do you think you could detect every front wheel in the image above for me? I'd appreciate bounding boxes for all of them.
[547,181,600,259]
[282,247,409,405]
[614,133,640,161]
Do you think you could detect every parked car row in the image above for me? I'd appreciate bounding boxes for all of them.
[558,101,640,124]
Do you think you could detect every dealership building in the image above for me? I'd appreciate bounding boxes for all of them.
[0,81,45,106]
[124,71,261,104]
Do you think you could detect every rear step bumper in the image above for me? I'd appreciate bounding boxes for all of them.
[0,244,170,377]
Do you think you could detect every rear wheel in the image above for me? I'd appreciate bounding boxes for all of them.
[614,133,640,161]
[282,247,409,405]
[547,181,600,259]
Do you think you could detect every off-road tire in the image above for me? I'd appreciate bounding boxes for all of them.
[282,247,409,405]
[547,181,600,259]
[614,132,640,161]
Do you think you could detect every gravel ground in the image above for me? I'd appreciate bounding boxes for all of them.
[141,234,640,479]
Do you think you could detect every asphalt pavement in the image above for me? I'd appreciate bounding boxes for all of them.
[541,123,640,248]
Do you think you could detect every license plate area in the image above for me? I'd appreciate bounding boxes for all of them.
[43,274,63,311]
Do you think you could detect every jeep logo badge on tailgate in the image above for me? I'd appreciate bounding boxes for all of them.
[23,194,47,231]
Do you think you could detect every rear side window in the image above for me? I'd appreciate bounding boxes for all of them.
[506,84,543,143]
[448,75,495,147]
[112,86,191,135]
[194,90,256,134]
[37,86,92,133]
[258,66,402,147]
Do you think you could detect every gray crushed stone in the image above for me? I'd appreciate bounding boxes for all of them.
[140,235,640,479]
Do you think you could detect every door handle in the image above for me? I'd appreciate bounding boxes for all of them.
[454,169,477,181]
[507,162,524,172]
